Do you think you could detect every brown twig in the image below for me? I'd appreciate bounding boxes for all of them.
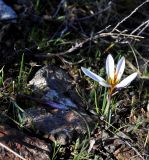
[99,32,144,40]
[0,142,26,160]
[112,0,149,32]
[131,19,149,35]
[76,5,111,21]
[53,0,66,17]
[137,20,149,36]
[34,29,143,58]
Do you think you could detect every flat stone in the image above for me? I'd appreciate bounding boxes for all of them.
[0,124,51,160]
[25,107,93,145]
[26,65,94,144]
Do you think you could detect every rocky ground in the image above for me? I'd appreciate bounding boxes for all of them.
[0,0,149,159]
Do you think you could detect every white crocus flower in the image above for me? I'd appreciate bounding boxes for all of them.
[81,54,138,94]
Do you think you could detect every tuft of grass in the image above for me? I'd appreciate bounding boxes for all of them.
[71,138,93,160]
[0,53,34,128]
[10,97,28,128]
[16,53,33,94]
[51,141,62,160]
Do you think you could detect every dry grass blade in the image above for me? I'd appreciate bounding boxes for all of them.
[128,42,140,72]
[144,130,149,148]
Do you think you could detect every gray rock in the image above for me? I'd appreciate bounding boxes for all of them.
[29,65,83,109]
[0,0,17,21]
[25,107,93,145]
[26,65,95,145]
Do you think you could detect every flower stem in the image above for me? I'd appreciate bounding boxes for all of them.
[104,94,111,117]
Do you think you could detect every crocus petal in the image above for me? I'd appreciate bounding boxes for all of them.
[116,57,125,81]
[81,67,106,83]
[99,81,111,87]
[106,54,115,80]
[116,72,138,88]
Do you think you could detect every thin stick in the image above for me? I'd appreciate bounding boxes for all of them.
[112,0,149,32]
[137,21,149,36]
[35,31,143,58]
[77,6,111,21]
[131,19,149,35]
[100,32,144,39]
[53,0,65,17]
[0,142,26,160]
[144,130,149,148]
